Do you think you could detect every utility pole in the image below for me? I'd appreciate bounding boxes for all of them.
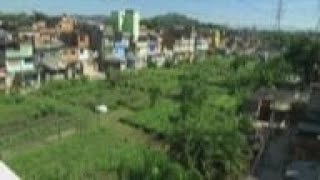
[276,0,283,31]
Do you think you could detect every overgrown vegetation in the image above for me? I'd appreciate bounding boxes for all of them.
[8,127,196,180]
[122,55,289,179]
[1,55,290,179]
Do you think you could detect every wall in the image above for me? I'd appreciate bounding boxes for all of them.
[60,48,79,64]
[6,58,35,74]
[136,41,148,59]
[102,36,113,58]
[32,21,47,31]
[6,44,33,59]
[173,38,195,53]
[34,29,59,49]
[111,11,125,32]
[38,49,66,70]
[112,39,129,59]
[195,38,209,51]
[79,48,90,61]
[112,10,140,41]
[122,10,140,41]
[5,44,34,74]
[147,40,161,56]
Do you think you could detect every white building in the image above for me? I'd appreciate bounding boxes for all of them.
[173,37,195,54]
[195,37,209,51]
[136,40,148,61]
[78,48,90,61]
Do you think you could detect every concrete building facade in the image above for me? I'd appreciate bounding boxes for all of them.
[111,9,140,41]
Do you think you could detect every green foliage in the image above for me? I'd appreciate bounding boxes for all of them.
[118,89,150,110]
[116,150,198,180]
[8,128,193,180]
[170,126,249,180]
[0,54,291,179]
[119,68,183,96]
[285,36,320,83]
[128,99,178,134]
[0,11,59,31]
[141,13,199,29]
[168,58,251,179]
[149,86,161,107]
[172,55,289,178]
[117,55,289,179]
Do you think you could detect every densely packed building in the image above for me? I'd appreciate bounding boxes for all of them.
[0,10,230,92]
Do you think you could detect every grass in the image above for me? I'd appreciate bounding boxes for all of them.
[0,80,193,179]
[123,99,178,135]
[6,108,194,180]
[7,127,192,180]
[0,56,263,179]
[0,93,94,150]
[0,79,149,150]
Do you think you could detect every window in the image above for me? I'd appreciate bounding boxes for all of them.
[25,58,33,63]
[80,48,84,54]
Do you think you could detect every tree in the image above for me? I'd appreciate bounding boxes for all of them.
[168,58,251,179]
[285,37,320,84]
[141,13,200,29]
[33,11,48,21]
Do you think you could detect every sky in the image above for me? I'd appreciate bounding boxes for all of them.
[0,0,318,30]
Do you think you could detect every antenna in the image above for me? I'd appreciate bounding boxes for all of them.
[276,0,283,31]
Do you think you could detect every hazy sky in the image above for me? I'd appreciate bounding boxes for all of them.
[0,0,318,30]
